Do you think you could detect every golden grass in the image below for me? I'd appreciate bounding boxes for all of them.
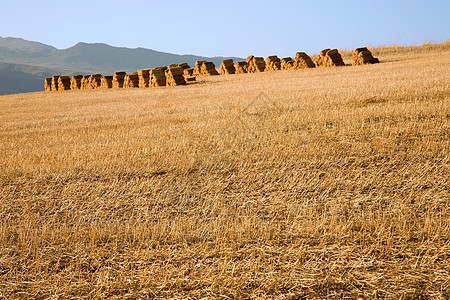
[0,43,449,299]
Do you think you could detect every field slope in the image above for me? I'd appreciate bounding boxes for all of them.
[0,44,449,299]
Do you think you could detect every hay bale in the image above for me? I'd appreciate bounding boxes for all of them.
[101,76,113,89]
[138,69,151,88]
[58,76,71,91]
[51,75,61,91]
[70,75,83,90]
[185,76,196,82]
[352,47,379,65]
[166,65,187,86]
[179,62,191,69]
[124,73,139,88]
[265,55,281,71]
[293,52,315,69]
[112,72,126,88]
[247,56,265,73]
[88,74,102,89]
[316,49,345,67]
[199,61,219,76]
[149,68,166,87]
[194,61,207,76]
[280,57,294,70]
[184,68,194,76]
[235,61,248,74]
[220,59,235,75]
[44,77,52,91]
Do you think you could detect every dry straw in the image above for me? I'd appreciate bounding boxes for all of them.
[316,49,345,67]
[149,68,166,87]
[247,56,265,73]
[265,55,281,71]
[70,75,83,90]
[352,47,380,65]
[220,59,235,75]
[235,61,249,74]
[138,69,151,88]
[44,77,52,91]
[280,57,294,70]
[124,73,139,88]
[165,65,187,86]
[293,52,315,69]
[100,76,113,89]
[51,75,61,91]
[88,74,102,89]
[81,75,91,89]
[112,72,126,89]
[57,76,71,91]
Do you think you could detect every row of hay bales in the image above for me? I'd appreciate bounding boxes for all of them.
[45,48,379,91]
[44,63,197,91]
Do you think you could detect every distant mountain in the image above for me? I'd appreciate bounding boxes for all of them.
[0,37,243,74]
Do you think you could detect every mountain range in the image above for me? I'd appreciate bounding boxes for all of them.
[0,37,243,95]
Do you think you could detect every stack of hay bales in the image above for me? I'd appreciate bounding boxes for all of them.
[194,61,206,76]
[112,72,126,88]
[70,75,83,90]
[352,47,379,65]
[165,65,186,86]
[265,55,281,71]
[280,57,294,70]
[179,62,191,70]
[81,75,91,89]
[58,76,71,91]
[247,56,265,73]
[51,75,61,91]
[101,76,113,88]
[138,69,151,88]
[235,61,248,74]
[44,78,52,91]
[149,68,166,87]
[88,74,102,89]
[293,52,315,69]
[220,59,235,75]
[316,49,345,67]
[200,61,219,76]
[124,73,139,88]
[184,68,194,76]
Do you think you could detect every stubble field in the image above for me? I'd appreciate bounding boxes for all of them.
[0,43,449,299]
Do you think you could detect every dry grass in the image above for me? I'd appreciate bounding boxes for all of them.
[0,43,449,299]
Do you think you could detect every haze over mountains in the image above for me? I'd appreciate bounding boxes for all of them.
[0,37,242,95]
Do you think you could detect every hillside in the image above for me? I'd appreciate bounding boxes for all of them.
[0,37,243,75]
[0,44,449,298]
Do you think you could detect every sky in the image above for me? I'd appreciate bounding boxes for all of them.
[1,0,449,58]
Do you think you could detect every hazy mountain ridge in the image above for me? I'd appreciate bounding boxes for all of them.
[0,37,243,95]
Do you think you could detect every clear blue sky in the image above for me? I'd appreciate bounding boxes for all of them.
[1,0,449,57]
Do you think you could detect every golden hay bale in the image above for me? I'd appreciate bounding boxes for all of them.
[70,75,83,90]
[112,72,126,88]
[123,74,139,88]
[200,61,219,76]
[184,68,194,76]
[220,59,235,75]
[179,62,191,69]
[280,57,294,70]
[149,68,166,87]
[88,74,102,89]
[166,66,187,86]
[265,55,281,71]
[51,75,61,91]
[247,56,265,73]
[58,76,71,91]
[352,47,380,65]
[44,77,52,91]
[316,49,345,67]
[81,75,90,89]
[138,69,151,88]
[100,76,113,89]
[293,52,315,69]
[235,61,248,74]
[194,61,207,76]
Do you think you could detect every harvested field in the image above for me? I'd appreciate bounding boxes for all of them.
[0,43,449,299]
